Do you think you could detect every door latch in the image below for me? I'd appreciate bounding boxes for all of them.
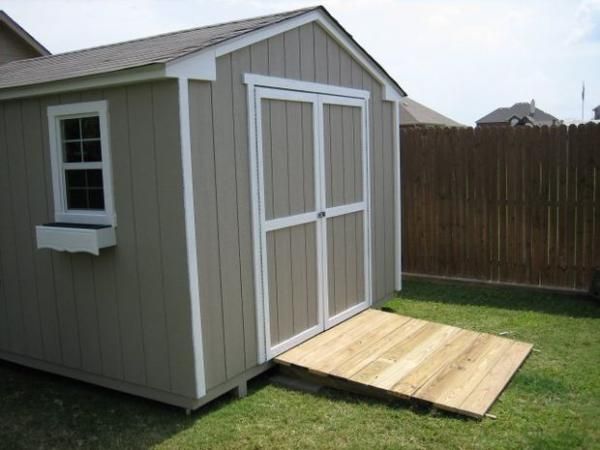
[317,211,326,218]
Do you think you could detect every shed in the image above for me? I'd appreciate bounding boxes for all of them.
[0,6,405,410]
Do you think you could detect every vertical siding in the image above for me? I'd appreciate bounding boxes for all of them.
[0,24,41,64]
[189,80,227,388]
[0,80,197,398]
[190,22,397,390]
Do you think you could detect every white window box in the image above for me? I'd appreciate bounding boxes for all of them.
[36,223,116,256]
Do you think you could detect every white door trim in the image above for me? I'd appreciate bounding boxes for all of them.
[244,73,370,100]
[247,76,372,363]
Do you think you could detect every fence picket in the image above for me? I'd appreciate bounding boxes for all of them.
[402,124,600,291]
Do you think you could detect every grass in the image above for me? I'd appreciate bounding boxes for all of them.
[1,280,599,449]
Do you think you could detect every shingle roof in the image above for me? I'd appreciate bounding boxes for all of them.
[0,7,316,89]
[476,102,558,125]
[399,97,465,127]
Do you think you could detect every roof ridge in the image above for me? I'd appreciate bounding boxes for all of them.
[3,6,320,66]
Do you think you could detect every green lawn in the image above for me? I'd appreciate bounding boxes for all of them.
[1,280,599,449]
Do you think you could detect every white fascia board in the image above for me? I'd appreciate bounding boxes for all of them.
[0,65,167,101]
[166,9,405,100]
[165,49,217,80]
[384,87,404,102]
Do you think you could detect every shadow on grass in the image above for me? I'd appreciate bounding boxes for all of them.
[393,280,600,319]
[0,359,268,449]
[271,366,469,423]
[312,384,468,422]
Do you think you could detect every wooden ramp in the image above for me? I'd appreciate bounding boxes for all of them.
[275,309,533,418]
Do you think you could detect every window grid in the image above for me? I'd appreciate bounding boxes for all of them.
[48,100,115,226]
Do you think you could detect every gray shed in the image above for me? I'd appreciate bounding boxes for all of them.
[0,6,405,410]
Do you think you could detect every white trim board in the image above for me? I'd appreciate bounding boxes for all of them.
[177,77,206,398]
[243,74,370,99]
[393,100,402,291]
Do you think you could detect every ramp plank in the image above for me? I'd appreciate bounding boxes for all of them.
[459,340,533,417]
[331,318,428,378]
[274,309,532,419]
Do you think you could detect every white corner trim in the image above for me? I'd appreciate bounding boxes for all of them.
[393,101,402,291]
[177,77,207,397]
[167,9,404,100]
[243,74,370,99]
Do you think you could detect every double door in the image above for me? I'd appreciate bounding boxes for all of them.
[254,87,371,359]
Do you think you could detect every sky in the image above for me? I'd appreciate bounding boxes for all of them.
[2,0,599,125]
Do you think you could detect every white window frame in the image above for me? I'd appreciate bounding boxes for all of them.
[47,100,116,226]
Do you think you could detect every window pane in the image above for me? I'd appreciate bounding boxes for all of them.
[81,116,100,139]
[63,141,82,162]
[67,188,87,209]
[82,140,102,162]
[65,169,105,211]
[62,118,81,140]
[87,169,103,187]
[66,169,86,188]
[88,188,105,210]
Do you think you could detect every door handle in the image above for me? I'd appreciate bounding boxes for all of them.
[317,211,326,218]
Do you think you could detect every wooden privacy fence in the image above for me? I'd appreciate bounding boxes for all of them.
[401,124,600,291]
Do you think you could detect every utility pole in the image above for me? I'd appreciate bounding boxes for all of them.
[581,81,585,121]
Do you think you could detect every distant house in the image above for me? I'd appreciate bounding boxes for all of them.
[594,105,600,120]
[476,100,560,127]
[0,11,50,64]
[399,97,465,128]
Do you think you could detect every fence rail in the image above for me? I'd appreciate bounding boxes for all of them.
[401,124,600,291]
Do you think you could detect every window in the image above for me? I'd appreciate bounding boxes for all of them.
[47,101,115,226]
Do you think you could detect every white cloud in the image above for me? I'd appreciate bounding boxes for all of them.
[2,0,599,124]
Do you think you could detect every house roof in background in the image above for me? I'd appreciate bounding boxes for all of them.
[477,102,558,125]
[0,6,406,97]
[0,11,50,56]
[400,97,466,127]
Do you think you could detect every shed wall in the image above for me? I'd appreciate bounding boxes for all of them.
[0,80,198,399]
[189,22,396,391]
[0,23,41,64]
